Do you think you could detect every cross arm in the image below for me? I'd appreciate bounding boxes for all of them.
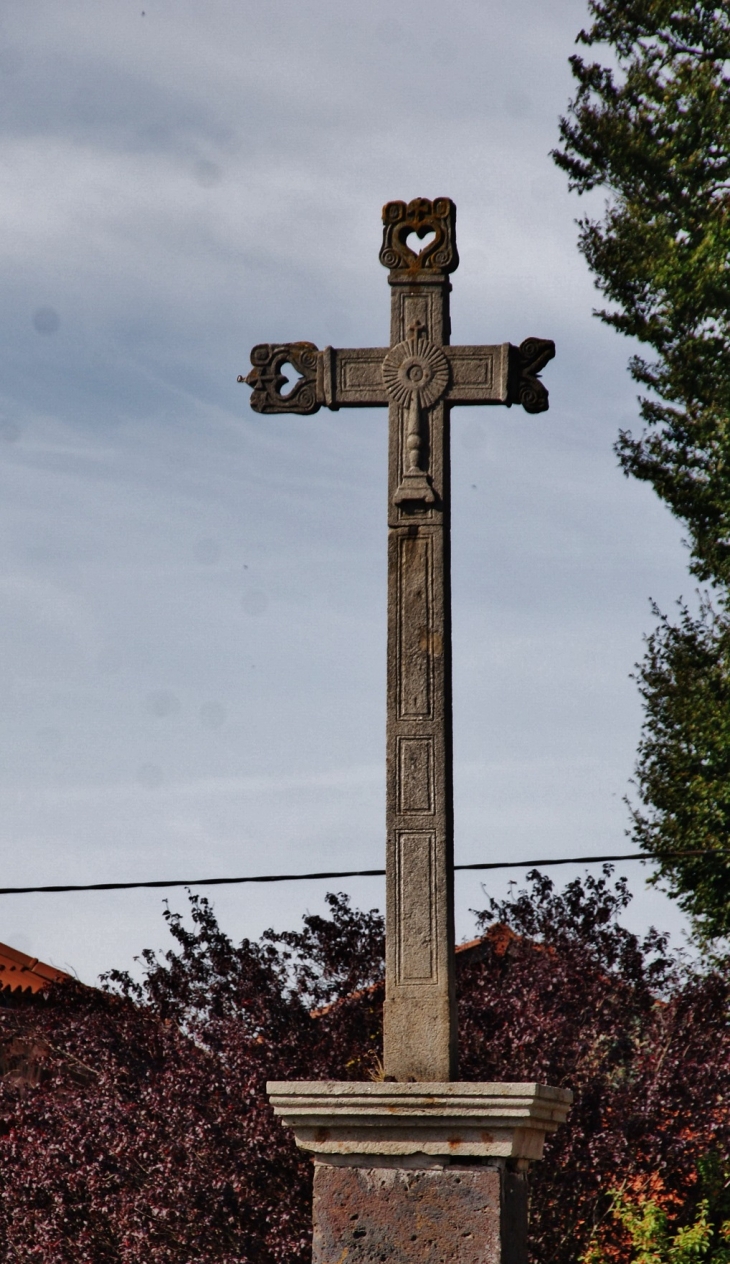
[238,337,555,415]
[239,343,389,414]
[448,339,555,412]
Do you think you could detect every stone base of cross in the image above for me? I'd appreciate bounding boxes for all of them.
[240,198,570,1264]
[269,1081,571,1264]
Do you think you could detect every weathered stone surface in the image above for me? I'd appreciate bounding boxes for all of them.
[266,1081,573,1160]
[247,196,565,1264]
[312,1161,526,1264]
[241,198,555,1082]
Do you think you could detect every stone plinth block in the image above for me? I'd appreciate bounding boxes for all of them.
[312,1161,526,1264]
[266,1081,572,1162]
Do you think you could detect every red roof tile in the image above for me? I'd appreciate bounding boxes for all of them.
[0,941,69,995]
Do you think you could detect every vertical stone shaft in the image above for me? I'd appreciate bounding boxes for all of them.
[383,272,457,1082]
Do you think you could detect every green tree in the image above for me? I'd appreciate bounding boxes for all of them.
[630,600,730,941]
[554,0,730,584]
[553,1,730,938]
[583,1154,730,1264]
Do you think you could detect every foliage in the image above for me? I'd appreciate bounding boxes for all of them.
[0,892,383,1264]
[553,0,730,584]
[628,599,730,941]
[460,869,705,1264]
[553,1,730,932]
[582,1154,730,1264]
[3,874,730,1263]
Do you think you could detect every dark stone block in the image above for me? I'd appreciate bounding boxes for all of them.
[313,1162,526,1264]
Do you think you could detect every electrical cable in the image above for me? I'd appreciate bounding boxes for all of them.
[0,849,721,896]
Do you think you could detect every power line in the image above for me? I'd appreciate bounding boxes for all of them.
[0,849,720,897]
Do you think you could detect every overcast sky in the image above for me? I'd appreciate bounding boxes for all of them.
[0,0,695,983]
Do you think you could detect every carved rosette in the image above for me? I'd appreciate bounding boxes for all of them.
[239,342,320,414]
[509,338,556,414]
[382,337,449,410]
[380,198,459,275]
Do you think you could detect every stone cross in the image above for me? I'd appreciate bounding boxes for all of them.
[240,197,554,1082]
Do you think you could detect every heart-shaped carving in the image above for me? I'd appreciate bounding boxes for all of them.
[244,342,320,414]
[405,229,436,258]
[379,198,458,274]
[279,361,303,397]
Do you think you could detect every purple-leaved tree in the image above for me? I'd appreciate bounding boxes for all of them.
[1,872,729,1264]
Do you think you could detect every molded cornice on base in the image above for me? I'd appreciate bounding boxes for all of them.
[267,1081,572,1162]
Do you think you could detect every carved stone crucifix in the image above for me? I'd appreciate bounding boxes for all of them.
[240,197,554,1082]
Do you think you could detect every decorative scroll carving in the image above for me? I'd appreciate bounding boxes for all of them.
[383,321,449,505]
[239,342,320,414]
[509,337,556,414]
[380,198,459,275]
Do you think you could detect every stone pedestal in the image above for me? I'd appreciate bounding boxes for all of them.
[267,1081,572,1264]
[312,1161,525,1264]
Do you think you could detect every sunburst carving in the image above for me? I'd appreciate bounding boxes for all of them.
[382,329,449,410]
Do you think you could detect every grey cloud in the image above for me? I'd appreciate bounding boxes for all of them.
[0,0,693,984]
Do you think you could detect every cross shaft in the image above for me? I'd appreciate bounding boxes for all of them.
[240,197,554,1081]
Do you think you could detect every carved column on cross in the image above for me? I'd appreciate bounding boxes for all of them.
[240,197,554,1082]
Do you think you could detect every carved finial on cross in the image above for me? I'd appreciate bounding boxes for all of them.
[379,198,459,274]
